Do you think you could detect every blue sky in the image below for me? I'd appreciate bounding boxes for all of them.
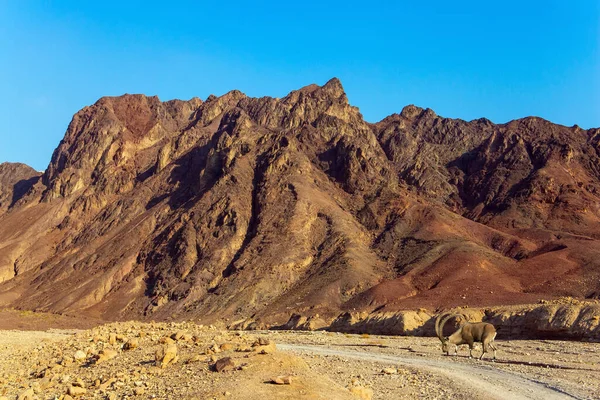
[1,1,598,171]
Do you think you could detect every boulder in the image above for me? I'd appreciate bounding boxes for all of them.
[213,357,236,372]
[155,343,178,368]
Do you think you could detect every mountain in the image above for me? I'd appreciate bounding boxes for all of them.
[0,78,599,326]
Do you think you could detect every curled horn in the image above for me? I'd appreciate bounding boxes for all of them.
[435,312,450,341]
[439,313,464,339]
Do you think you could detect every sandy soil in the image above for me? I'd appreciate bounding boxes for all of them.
[0,323,598,400]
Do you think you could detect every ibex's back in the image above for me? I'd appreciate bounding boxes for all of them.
[461,322,496,342]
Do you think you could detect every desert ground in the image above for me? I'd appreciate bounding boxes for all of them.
[0,310,598,400]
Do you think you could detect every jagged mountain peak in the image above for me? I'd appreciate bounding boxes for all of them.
[321,77,345,97]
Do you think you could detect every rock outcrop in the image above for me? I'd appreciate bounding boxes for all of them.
[326,300,600,340]
[0,79,599,327]
[0,162,40,214]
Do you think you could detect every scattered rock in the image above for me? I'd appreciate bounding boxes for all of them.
[254,342,277,354]
[186,354,203,364]
[73,350,86,362]
[213,357,235,372]
[220,343,234,351]
[73,377,86,388]
[123,338,138,351]
[95,349,118,364]
[271,375,293,385]
[67,385,87,397]
[155,343,178,368]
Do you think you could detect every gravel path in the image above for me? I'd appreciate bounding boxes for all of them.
[279,343,582,400]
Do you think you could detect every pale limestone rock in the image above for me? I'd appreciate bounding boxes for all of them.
[95,349,118,364]
[155,343,178,368]
[271,375,293,385]
[73,350,86,362]
[67,385,87,397]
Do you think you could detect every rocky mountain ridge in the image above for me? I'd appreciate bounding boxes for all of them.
[1,78,599,327]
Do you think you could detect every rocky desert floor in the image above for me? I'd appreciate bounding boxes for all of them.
[0,314,599,400]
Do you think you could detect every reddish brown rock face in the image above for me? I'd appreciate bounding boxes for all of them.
[0,78,599,325]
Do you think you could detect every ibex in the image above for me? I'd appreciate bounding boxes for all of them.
[435,313,497,360]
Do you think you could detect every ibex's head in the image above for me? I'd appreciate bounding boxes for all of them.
[440,337,450,353]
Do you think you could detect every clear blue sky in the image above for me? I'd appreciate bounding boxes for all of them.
[1,1,598,171]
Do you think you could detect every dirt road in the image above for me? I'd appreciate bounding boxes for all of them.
[280,343,581,400]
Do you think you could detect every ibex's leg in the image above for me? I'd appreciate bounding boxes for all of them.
[468,341,474,359]
[488,333,498,361]
[490,342,497,360]
[479,342,489,360]
[453,344,458,356]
